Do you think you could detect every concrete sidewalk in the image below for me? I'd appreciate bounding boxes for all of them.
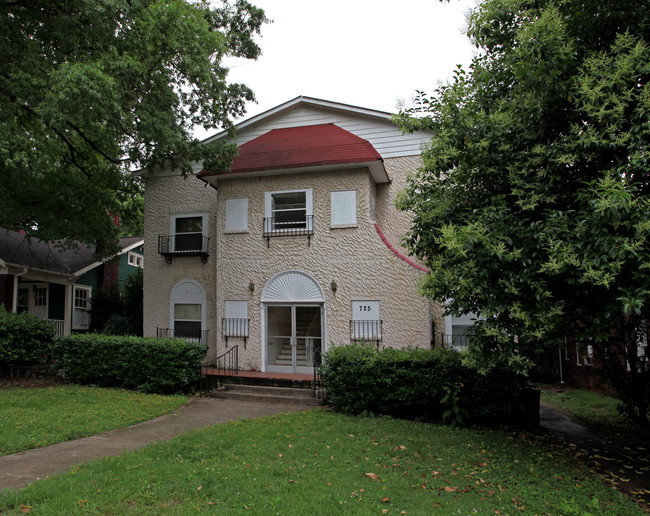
[0,397,314,492]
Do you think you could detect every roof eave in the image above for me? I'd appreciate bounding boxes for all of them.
[200,160,389,186]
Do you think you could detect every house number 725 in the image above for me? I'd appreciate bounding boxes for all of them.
[359,305,372,311]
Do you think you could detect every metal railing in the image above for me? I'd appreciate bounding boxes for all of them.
[200,345,239,392]
[263,215,314,246]
[222,318,249,346]
[433,332,473,351]
[312,348,325,403]
[350,320,383,346]
[158,234,209,263]
[157,327,209,344]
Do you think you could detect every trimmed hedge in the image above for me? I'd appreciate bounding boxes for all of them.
[0,305,55,365]
[320,344,534,426]
[55,334,205,394]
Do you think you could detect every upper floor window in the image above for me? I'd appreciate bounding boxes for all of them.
[264,189,313,232]
[331,190,357,226]
[127,251,143,268]
[172,214,207,252]
[225,198,248,232]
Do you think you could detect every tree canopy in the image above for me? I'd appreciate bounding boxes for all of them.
[396,0,650,425]
[1,0,265,251]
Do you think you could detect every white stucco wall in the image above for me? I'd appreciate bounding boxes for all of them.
[142,156,444,370]
[142,174,218,350]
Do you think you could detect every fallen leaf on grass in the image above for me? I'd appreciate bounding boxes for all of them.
[365,472,380,481]
[382,497,391,503]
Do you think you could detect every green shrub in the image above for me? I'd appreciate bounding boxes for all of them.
[54,334,205,394]
[320,344,532,426]
[0,305,55,365]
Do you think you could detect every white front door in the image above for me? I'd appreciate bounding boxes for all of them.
[266,304,322,373]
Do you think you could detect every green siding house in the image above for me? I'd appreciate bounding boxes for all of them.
[0,228,143,335]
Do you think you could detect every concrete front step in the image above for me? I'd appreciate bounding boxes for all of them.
[209,383,320,406]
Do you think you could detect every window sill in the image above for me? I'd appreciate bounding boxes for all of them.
[330,223,358,230]
[224,229,249,234]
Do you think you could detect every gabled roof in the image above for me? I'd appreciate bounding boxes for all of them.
[0,228,143,278]
[201,96,393,146]
[199,123,386,181]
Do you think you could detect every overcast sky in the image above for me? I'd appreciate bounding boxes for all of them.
[195,0,478,138]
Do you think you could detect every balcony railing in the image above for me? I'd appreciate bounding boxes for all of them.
[350,320,383,346]
[48,319,66,336]
[158,234,209,263]
[157,327,208,344]
[433,332,473,351]
[263,215,314,247]
[222,318,249,346]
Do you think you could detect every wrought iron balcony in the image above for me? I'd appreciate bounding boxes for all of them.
[157,327,208,344]
[350,320,383,346]
[222,318,250,346]
[432,332,473,351]
[158,234,209,263]
[263,215,314,247]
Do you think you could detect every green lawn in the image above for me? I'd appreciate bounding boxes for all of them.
[0,409,643,515]
[0,385,187,455]
[540,387,625,430]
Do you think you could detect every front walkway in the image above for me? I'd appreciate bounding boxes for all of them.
[0,397,315,492]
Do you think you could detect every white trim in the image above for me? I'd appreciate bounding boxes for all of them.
[261,270,325,303]
[202,96,393,145]
[170,280,207,332]
[127,251,143,268]
[73,238,144,278]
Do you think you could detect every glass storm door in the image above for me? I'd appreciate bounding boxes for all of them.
[266,305,322,373]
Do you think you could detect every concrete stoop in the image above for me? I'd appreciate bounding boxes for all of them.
[209,383,321,406]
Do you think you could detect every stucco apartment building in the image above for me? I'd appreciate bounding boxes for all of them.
[141,97,451,374]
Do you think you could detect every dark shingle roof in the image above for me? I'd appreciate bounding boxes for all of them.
[0,228,142,276]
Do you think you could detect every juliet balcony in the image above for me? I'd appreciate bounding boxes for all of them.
[263,215,314,247]
[158,234,209,264]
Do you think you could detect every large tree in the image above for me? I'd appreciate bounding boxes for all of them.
[1,0,265,252]
[396,0,650,426]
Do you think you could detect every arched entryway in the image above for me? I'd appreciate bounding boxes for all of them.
[261,271,325,373]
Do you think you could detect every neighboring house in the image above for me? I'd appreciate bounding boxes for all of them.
[0,228,144,336]
[141,96,447,373]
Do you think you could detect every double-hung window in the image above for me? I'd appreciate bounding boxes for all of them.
[264,189,313,233]
[172,214,207,253]
[173,303,202,340]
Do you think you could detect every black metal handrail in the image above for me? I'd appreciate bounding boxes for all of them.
[262,215,314,246]
[157,327,208,344]
[222,318,249,346]
[158,234,209,263]
[350,320,383,346]
[312,348,324,403]
[202,344,239,377]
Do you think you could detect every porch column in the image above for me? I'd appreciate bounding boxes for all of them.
[64,281,73,336]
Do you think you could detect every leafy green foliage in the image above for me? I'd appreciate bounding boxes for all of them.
[320,344,532,426]
[0,305,54,365]
[395,0,650,427]
[0,0,266,252]
[91,268,144,336]
[0,385,186,455]
[54,334,204,394]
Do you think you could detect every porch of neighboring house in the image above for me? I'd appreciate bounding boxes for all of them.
[12,278,90,337]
